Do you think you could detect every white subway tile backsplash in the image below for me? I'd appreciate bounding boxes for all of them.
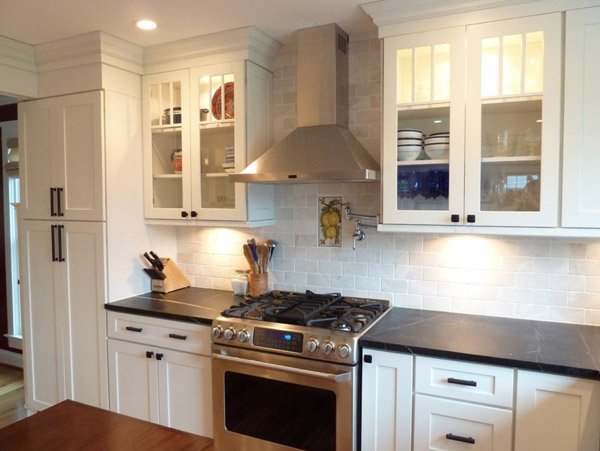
[368,263,394,278]
[355,277,381,291]
[174,37,600,327]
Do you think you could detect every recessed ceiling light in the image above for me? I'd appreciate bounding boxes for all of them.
[136,19,157,31]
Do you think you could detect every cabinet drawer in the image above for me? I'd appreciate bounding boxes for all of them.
[415,356,514,408]
[107,311,210,355]
[414,394,512,451]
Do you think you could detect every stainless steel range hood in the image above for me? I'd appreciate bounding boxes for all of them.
[230,24,380,183]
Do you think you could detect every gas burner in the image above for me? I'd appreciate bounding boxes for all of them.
[221,290,387,333]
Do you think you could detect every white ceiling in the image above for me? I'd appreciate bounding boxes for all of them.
[0,0,379,48]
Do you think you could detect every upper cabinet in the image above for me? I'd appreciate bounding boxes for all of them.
[19,91,105,222]
[382,13,562,228]
[143,60,275,226]
[562,7,600,228]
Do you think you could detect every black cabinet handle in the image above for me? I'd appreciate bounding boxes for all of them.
[50,188,57,216]
[126,326,143,333]
[451,214,459,223]
[190,211,198,218]
[57,225,65,262]
[446,433,475,444]
[156,353,164,361]
[169,333,187,340]
[448,377,477,387]
[467,214,476,223]
[364,354,372,364]
[146,351,154,359]
[57,187,64,217]
[51,225,58,262]
[181,211,188,218]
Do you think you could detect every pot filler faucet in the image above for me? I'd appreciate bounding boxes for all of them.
[343,204,379,250]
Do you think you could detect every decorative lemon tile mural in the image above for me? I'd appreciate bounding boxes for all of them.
[318,197,342,247]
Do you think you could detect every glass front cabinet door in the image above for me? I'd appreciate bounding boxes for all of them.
[464,14,561,227]
[382,28,466,225]
[382,14,561,228]
[143,70,191,220]
[143,61,274,224]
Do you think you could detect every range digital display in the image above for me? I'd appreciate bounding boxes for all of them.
[253,328,303,353]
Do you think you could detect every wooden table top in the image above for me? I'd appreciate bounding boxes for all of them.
[0,400,214,450]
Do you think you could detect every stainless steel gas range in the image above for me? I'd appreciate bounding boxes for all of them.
[211,290,390,451]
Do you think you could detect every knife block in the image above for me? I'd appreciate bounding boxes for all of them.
[150,259,190,293]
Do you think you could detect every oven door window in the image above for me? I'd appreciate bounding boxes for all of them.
[225,371,336,451]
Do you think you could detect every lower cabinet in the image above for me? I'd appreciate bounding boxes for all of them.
[20,220,108,412]
[414,394,512,450]
[361,349,413,451]
[107,312,212,437]
[514,370,600,451]
[361,349,600,451]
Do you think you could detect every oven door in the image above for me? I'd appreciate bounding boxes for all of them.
[212,344,357,451]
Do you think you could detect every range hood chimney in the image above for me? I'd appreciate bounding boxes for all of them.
[230,23,380,183]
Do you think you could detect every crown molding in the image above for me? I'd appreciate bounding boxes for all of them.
[361,0,600,36]
[34,31,144,75]
[143,26,281,74]
[0,36,36,73]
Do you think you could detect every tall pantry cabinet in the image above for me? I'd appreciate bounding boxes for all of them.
[19,91,109,411]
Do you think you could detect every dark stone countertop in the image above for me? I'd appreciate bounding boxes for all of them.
[105,287,241,326]
[105,288,600,380]
[361,307,600,380]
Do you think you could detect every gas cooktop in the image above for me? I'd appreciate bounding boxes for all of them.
[211,290,390,365]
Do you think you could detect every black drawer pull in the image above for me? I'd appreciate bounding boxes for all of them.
[146,351,154,359]
[126,326,143,333]
[156,353,164,361]
[448,377,477,387]
[446,433,475,444]
[50,188,57,216]
[169,333,187,340]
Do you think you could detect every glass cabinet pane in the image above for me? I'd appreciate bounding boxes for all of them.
[397,49,413,104]
[415,46,432,102]
[502,34,522,95]
[396,106,450,211]
[480,99,542,212]
[197,72,236,210]
[525,31,544,93]
[150,80,183,209]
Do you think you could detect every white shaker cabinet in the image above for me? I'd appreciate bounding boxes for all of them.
[562,7,600,228]
[514,370,600,451]
[381,14,562,228]
[143,61,274,226]
[19,91,105,222]
[20,220,107,412]
[107,312,213,437]
[361,348,413,451]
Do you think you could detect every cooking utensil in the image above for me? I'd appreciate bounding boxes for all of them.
[257,244,269,273]
[266,239,277,262]
[243,244,259,273]
[143,268,166,280]
[143,252,156,267]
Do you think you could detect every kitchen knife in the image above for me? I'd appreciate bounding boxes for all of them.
[149,251,164,270]
[143,268,166,280]
[143,252,156,267]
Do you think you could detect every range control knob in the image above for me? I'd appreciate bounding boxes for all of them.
[338,344,351,359]
[307,339,319,353]
[211,326,223,339]
[322,341,335,355]
[223,328,236,341]
[237,330,250,343]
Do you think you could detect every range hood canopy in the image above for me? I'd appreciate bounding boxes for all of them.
[230,23,380,183]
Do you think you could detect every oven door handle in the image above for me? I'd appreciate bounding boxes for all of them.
[212,353,352,383]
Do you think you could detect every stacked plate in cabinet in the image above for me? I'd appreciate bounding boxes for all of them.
[222,145,235,173]
[424,132,449,160]
[397,129,423,161]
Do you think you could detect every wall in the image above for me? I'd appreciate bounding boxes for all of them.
[177,38,600,326]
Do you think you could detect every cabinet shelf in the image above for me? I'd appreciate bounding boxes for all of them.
[397,158,449,166]
[204,172,232,178]
[153,174,183,179]
[481,155,541,164]
[151,125,182,135]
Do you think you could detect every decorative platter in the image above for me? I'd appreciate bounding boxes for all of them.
[211,82,234,120]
